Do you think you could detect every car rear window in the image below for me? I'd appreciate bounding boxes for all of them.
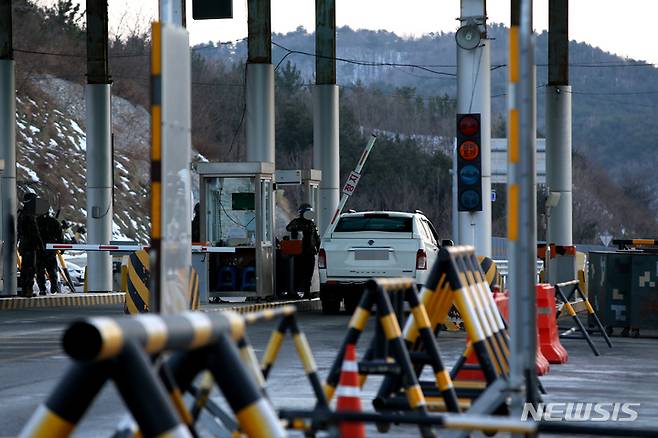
[334,216,413,233]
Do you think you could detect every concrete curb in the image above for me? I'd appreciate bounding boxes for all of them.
[0,292,125,310]
[214,298,322,314]
[0,292,321,313]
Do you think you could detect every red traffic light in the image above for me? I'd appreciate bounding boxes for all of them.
[458,115,479,136]
[458,141,480,160]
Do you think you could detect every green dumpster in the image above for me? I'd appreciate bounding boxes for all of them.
[589,251,658,333]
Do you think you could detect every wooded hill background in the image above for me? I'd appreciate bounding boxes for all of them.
[9,0,658,243]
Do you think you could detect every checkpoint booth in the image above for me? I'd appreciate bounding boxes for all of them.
[198,162,275,301]
[275,169,322,211]
[274,169,322,296]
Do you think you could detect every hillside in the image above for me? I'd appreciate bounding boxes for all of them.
[197,24,658,192]
[15,78,150,242]
[8,1,658,244]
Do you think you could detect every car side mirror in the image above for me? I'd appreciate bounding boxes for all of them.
[441,239,454,247]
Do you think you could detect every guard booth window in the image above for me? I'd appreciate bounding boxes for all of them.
[205,176,257,246]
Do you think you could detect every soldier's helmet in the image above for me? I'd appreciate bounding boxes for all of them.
[298,203,315,221]
[23,192,37,203]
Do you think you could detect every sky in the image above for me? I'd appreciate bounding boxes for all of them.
[62,0,658,64]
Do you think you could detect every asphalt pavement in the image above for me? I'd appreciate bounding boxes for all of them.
[0,305,657,437]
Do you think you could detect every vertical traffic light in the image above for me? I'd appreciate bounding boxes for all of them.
[456,113,483,212]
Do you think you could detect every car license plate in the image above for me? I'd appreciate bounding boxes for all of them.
[355,250,389,261]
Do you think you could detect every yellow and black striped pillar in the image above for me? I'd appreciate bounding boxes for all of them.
[126,249,150,314]
[150,21,163,313]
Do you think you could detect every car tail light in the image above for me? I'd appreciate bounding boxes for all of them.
[318,249,327,269]
[416,249,427,270]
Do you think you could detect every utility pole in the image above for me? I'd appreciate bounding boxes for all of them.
[0,0,17,296]
[159,0,186,26]
[546,0,573,283]
[314,0,338,235]
[508,0,540,424]
[85,0,113,293]
[246,0,275,164]
[456,0,492,257]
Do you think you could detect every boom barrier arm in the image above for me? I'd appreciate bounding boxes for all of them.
[328,134,377,226]
[46,243,235,253]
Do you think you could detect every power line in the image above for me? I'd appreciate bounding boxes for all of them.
[14,48,83,58]
[564,90,658,110]
[16,44,658,74]
[570,90,658,96]
[271,41,457,78]
[13,38,248,60]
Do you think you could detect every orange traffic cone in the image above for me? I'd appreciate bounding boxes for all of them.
[336,344,366,438]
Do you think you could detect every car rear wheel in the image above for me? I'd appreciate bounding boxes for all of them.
[344,291,363,315]
[321,297,341,315]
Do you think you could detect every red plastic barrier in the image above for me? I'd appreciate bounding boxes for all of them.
[536,331,551,375]
[497,291,550,375]
[456,291,550,379]
[536,284,568,364]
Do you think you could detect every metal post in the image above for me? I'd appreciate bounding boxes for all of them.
[546,0,573,282]
[508,0,538,422]
[451,144,459,242]
[457,0,492,257]
[0,0,16,295]
[159,0,186,26]
[314,0,339,234]
[86,0,113,292]
[246,0,274,164]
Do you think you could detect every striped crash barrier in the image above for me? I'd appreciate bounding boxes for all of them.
[124,249,200,315]
[19,311,286,438]
[113,305,328,437]
[395,246,515,415]
[322,277,445,438]
[240,306,329,433]
[555,279,613,356]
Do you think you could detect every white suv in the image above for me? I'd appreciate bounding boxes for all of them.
[318,211,443,314]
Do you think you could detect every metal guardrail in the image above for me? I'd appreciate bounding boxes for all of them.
[493,259,544,290]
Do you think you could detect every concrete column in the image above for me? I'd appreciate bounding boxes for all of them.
[546,0,572,247]
[313,85,339,234]
[314,0,338,235]
[1,0,16,295]
[246,0,274,164]
[85,84,113,292]
[86,0,112,292]
[457,0,492,257]
[0,60,16,296]
[546,86,572,245]
[159,0,185,26]
[246,64,275,163]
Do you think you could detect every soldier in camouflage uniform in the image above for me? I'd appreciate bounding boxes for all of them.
[36,211,64,294]
[286,203,321,297]
[17,193,43,297]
